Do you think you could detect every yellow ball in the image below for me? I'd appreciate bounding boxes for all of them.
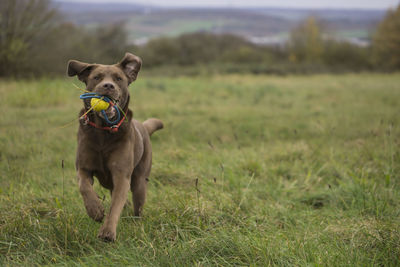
[91,98,110,112]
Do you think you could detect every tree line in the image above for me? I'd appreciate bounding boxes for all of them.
[1,0,399,77]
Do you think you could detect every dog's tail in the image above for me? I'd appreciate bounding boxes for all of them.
[143,118,163,136]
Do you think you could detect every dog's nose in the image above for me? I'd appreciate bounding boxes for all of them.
[103,83,114,90]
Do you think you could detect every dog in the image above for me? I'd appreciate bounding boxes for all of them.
[67,53,163,241]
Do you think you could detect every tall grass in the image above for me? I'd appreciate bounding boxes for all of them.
[0,73,399,265]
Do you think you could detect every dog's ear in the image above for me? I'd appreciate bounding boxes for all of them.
[67,60,96,83]
[118,53,142,83]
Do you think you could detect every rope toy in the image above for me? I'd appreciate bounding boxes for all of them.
[80,92,121,125]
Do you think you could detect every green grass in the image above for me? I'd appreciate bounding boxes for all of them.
[1,73,400,266]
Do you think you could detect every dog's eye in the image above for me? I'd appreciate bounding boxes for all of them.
[94,76,100,80]
[116,76,122,81]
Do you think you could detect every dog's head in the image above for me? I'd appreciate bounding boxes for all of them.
[67,53,142,111]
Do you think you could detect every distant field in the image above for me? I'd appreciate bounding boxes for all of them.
[0,73,399,265]
[124,10,379,44]
[125,10,290,43]
[126,16,218,40]
[59,2,385,44]
[336,30,370,39]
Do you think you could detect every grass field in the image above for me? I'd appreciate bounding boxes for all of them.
[0,73,399,266]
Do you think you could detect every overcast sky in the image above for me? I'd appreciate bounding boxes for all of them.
[58,0,399,9]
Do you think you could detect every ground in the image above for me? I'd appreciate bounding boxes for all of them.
[0,73,399,265]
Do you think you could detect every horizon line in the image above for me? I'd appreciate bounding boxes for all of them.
[53,0,396,11]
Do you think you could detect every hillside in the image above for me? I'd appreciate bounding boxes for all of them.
[56,2,387,45]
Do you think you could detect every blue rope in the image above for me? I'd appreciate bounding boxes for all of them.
[79,93,121,125]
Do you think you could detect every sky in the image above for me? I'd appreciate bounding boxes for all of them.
[58,0,399,9]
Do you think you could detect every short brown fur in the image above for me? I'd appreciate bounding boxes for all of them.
[67,53,163,242]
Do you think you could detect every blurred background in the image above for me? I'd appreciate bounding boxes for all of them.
[0,0,399,77]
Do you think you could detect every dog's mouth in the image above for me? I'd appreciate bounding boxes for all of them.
[95,95,119,118]
[98,104,117,119]
[84,94,119,119]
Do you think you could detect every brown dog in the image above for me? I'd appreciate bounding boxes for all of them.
[67,53,163,241]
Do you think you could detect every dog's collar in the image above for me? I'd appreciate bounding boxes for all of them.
[81,108,127,133]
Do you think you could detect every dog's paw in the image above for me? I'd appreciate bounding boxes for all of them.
[85,201,104,222]
[98,225,116,242]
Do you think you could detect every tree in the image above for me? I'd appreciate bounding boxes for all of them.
[372,5,400,70]
[0,0,59,76]
[0,1,131,77]
[94,23,129,64]
[288,16,324,63]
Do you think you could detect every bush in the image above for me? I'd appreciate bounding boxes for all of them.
[323,41,373,71]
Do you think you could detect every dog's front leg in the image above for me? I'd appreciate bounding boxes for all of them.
[98,171,131,242]
[77,169,105,222]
